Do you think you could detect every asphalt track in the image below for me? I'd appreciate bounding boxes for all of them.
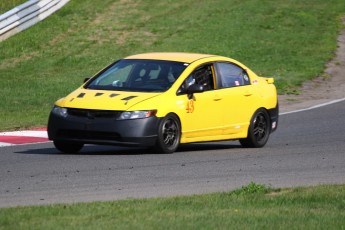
[0,100,345,208]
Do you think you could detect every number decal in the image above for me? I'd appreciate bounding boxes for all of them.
[186,100,194,113]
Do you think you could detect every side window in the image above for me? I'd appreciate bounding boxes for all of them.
[215,62,250,88]
[177,64,215,94]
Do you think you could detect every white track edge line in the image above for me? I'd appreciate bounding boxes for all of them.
[280,97,345,115]
[0,130,47,138]
[0,142,14,147]
[0,140,52,147]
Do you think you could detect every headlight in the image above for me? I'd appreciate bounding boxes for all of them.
[52,106,68,118]
[118,110,157,120]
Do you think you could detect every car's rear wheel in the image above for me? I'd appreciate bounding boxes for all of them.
[53,140,84,154]
[240,109,271,148]
[154,114,181,153]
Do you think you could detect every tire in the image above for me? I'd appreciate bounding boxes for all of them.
[154,114,181,153]
[53,140,84,154]
[240,109,271,148]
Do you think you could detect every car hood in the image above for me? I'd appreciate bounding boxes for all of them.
[58,88,161,110]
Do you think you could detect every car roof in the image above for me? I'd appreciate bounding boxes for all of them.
[124,52,219,63]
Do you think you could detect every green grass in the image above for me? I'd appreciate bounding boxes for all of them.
[0,0,27,14]
[0,0,344,130]
[1,183,345,229]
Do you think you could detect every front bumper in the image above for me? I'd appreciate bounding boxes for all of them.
[48,110,160,147]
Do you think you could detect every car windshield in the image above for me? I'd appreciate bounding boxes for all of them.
[85,59,188,92]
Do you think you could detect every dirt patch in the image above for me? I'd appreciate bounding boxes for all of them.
[0,51,39,69]
[279,25,345,113]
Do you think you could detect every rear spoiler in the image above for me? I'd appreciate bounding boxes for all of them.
[265,78,274,84]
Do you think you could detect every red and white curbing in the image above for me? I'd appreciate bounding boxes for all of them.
[0,128,49,147]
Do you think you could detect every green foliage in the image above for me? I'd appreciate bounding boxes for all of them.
[232,182,271,195]
[0,184,345,229]
[0,0,344,130]
[0,0,26,14]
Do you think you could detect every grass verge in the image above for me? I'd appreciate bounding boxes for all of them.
[0,183,345,229]
[0,0,26,14]
[0,0,344,130]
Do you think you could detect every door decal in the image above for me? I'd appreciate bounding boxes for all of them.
[186,99,194,113]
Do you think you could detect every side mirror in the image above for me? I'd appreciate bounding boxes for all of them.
[186,84,204,99]
[84,78,90,83]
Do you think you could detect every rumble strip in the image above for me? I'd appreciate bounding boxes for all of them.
[0,128,48,147]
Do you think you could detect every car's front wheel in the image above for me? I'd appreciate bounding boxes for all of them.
[240,109,271,148]
[53,140,84,154]
[154,114,181,153]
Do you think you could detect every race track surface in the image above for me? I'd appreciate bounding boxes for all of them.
[0,101,344,207]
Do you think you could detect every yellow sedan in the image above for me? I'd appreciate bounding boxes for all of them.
[48,53,279,153]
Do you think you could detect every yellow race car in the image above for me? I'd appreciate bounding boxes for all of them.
[48,53,278,153]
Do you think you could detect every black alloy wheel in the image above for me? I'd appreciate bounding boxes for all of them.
[154,114,181,153]
[240,108,271,148]
[53,140,84,154]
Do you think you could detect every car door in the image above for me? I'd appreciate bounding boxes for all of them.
[177,64,224,140]
[214,62,255,135]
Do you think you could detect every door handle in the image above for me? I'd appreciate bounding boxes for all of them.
[244,91,252,97]
[213,95,222,101]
